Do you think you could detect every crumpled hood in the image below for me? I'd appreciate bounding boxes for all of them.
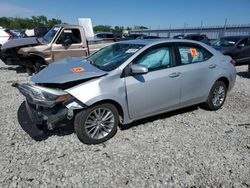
[1,37,39,50]
[31,57,107,84]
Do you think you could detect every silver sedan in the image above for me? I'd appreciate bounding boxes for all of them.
[15,39,236,144]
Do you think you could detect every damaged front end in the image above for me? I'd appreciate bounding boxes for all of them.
[0,37,40,66]
[13,83,85,130]
[13,58,107,131]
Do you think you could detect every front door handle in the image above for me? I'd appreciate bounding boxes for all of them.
[169,72,181,78]
[209,64,217,69]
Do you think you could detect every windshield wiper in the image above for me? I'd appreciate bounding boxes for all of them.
[86,59,100,68]
[87,59,95,65]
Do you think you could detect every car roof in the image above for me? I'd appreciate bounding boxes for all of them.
[117,39,206,46]
[185,34,205,36]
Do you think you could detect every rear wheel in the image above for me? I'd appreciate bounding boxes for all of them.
[74,103,119,144]
[203,81,227,111]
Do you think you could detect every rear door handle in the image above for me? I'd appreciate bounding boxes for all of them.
[209,64,217,69]
[169,72,181,78]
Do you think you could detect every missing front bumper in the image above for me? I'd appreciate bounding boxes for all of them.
[14,83,85,130]
[25,100,69,130]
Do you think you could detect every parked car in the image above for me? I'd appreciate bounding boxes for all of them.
[0,28,16,47]
[183,34,210,45]
[0,24,113,73]
[124,34,146,40]
[137,35,161,39]
[94,32,116,42]
[10,30,22,38]
[34,27,48,37]
[212,36,250,66]
[14,39,236,144]
[173,34,185,39]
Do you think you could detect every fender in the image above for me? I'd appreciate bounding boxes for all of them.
[66,77,132,124]
[18,44,52,63]
[205,73,232,101]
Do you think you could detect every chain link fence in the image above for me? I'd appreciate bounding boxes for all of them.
[130,24,250,39]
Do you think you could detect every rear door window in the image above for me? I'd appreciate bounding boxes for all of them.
[247,38,250,46]
[238,38,250,47]
[177,46,212,65]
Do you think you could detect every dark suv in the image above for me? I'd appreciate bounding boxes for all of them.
[94,32,116,42]
[212,36,250,67]
[183,34,210,45]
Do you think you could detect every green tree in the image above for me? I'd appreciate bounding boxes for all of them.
[31,16,48,27]
[134,25,148,30]
[0,16,62,29]
[113,26,124,34]
[93,25,134,34]
[9,21,21,29]
[47,18,62,28]
[126,27,132,31]
[0,17,10,28]
[93,25,113,32]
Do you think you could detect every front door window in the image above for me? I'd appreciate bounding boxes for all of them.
[56,29,82,44]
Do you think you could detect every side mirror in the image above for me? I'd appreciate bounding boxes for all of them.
[62,38,72,47]
[130,64,148,75]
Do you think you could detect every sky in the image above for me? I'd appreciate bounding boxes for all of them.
[0,0,249,29]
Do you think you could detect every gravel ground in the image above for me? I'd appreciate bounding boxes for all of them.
[0,60,249,188]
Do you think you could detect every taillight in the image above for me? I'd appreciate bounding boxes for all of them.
[7,32,14,40]
[230,59,236,66]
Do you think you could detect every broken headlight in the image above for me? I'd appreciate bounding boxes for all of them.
[13,83,72,108]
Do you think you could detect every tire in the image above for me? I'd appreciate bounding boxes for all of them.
[26,67,34,76]
[33,60,47,74]
[203,81,227,111]
[74,103,119,144]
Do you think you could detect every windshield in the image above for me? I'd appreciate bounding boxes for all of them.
[87,43,144,71]
[42,26,60,43]
[213,38,240,47]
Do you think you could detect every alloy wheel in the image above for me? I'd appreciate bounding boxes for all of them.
[212,85,225,107]
[84,107,115,140]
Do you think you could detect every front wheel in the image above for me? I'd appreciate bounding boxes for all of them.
[33,61,47,74]
[203,81,227,111]
[74,103,119,144]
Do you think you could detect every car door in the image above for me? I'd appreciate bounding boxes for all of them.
[174,43,215,106]
[125,44,181,119]
[235,37,250,64]
[51,28,88,61]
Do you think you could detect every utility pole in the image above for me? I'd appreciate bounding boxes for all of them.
[168,24,171,38]
[183,22,187,34]
[223,18,227,37]
[200,20,203,33]
[157,25,160,37]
